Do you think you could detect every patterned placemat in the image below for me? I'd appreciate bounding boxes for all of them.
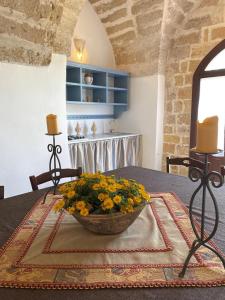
[0,192,224,289]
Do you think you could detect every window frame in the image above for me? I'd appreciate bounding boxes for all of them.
[190,39,225,150]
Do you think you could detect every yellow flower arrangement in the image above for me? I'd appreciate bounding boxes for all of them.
[54,173,151,216]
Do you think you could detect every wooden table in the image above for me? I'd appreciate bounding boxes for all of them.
[0,167,224,300]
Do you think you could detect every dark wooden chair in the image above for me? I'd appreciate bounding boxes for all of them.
[166,156,206,173]
[29,167,82,191]
[220,166,225,177]
[0,186,4,200]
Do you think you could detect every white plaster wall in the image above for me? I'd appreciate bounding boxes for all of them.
[67,1,116,131]
[68,118,115,137]
[72,0,115,68]
[67,103,114,135]
[155,75,165,170]
[0,54,71,197]
[117,75,164,170]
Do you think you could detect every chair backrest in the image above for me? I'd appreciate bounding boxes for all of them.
[0,186,4,200]
[221,166,225,177]
[29,167,82,191]
[166,156,206,173]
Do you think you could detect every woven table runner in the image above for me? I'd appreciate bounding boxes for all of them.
[0,192,224,289]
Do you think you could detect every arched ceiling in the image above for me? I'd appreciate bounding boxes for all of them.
[158,0,201,73]
[0,0,203,75]
[88,0,201,75]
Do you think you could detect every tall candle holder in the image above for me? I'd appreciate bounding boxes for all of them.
[42,133,62,203]
[179,149,225,277]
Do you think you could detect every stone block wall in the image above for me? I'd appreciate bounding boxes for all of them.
[90,0,164,76]
[0,0,86,66]
[89,0,199,76]
[0,0,63,65]
[163,0,225,175]
[0,0,197,75]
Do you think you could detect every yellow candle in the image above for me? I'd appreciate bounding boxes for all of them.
[196,116,218,153]
[46,114,59,135]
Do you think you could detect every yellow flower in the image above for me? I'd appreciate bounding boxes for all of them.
[76,201,86,210]
[92,183,100,190]
[98,193,108,201]
[80,208,89,216]
[122,179,130,187]
[102,198,114,210]
[81,173,90,178]
[120,205,127,214]
[67,207,75,214]
[140,190,150,201]
[138,184,145,190]
[128,198,134,206]
[97,173,105,180]
[58,199,65,208]
[67,191,76,199]
[134,196,142,205]
[115,183,123,189]
[127,205,134,213]
[53,199,65,212]
[58,185,65,193]
[113,195,122,204]
[107,185,117,193]
[58,185,70,195]
[107,178,116,184]
[77,179,86,186]
[71,181,78,189]
[99,181,108,189]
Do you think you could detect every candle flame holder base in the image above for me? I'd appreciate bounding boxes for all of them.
[42,133,62,204]
[179,150,225,277]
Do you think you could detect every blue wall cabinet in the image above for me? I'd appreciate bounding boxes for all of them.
[66,62,129,118]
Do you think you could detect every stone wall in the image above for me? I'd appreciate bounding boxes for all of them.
[0,0,200,76]
[163,0,225,175]
[0,0,86,66]
[88,0,164,75]
[53,0,85,55]
[89,0,198,75]
[0,0,63,65]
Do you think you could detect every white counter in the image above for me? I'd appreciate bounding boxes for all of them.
[68,132,141,144]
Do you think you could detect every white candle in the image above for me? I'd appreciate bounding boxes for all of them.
[196,116,218,153]
[46,114,59,135]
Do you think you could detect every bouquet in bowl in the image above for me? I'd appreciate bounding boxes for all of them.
[53,173,150,216]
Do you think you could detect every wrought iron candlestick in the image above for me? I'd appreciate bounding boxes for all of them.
[179,150,225,277]
[43,133,62,203]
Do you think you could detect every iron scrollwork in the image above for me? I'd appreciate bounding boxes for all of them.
[42,134,62,204]
[179,152,225,277]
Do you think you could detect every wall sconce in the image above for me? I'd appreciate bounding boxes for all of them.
[73,38,86,62]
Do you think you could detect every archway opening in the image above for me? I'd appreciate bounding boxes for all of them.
[191,40,225,171]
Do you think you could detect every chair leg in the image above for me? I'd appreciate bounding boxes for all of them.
[166,157,170,173]
[0,186,4,200]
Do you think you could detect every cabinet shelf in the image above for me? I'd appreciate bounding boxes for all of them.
[108,87,128,91]
[82,84,106,89]
[66,62,129,118]
[66,82,80,87]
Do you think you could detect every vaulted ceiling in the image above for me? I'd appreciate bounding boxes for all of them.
[0,0,211,75]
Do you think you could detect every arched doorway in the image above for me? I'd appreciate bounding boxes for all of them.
[191,40,225,171]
